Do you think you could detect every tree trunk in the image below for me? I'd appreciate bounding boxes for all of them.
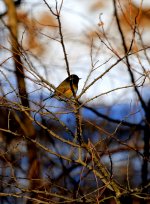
[4,1,41,203]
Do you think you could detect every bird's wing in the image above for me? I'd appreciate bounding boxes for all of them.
[55,84,69,96]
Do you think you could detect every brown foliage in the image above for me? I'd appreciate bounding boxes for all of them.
[119,1,150,31]
[17,11,57,56]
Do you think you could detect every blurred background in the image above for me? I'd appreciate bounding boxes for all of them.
[0,0,150,203]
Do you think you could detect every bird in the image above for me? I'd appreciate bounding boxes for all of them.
[44,74,80,101]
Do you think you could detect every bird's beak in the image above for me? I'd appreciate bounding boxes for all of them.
[79,78,82,80]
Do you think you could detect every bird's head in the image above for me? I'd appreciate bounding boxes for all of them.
[69,74,81,83]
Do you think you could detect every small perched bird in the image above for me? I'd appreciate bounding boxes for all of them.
[44,74,80,101]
